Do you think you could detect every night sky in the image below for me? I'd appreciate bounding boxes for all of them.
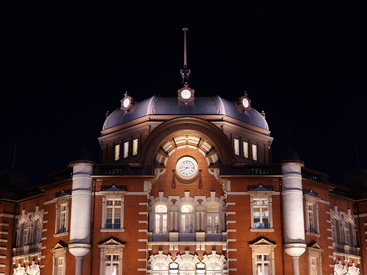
[2,1,366,185]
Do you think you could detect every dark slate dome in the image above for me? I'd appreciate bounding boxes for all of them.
[74,148,93,161]
[281,148,300,162]
[103,92,269,131]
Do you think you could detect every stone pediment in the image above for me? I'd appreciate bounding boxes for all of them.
[249,237,276,248]
[98,238,126,248]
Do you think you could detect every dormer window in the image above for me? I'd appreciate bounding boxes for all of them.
[237,92,252,112]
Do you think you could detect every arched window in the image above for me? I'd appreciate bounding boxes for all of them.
[155,205,168,234]
[206,203,220,234]
[179,261,195,275]
[345,220,354,247]
[180,204,194,233]
[21,221,28,246]
[152,261,169,275]
[331,217,340,244]
[33,218,42,244]
[206,261,223,275]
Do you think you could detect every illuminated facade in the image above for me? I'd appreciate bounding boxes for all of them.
[1,29,367,275]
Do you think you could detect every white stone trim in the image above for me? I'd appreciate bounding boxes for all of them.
[139,202,148,206]
[138,249,147,252]
[226,202,236,206]
[40,265,45,268]
[0,223,8,227]
[357,213,367,218]
[138,229,148,232]
[0,255,5,259]
[0,232,8,235]
[139,212,148,215]
[44,200,55,205]
[139,221,148,223]
[0,239,7,243]
[0,214,14,218]
[227,249,237,252]
[41,237,47,241]
[320,200,330,205]
[226,192,247,195]
[138,239,147,242]
[0,247,6,250]
[43,211,48,215]
[227,221,236,224]
[43,220,48,224]
[127,192,149,195]
[137,268,147,271]
[227,258,237,261]
[138,259,146,261]
[227,239,236,242]
[226,212,236,215]
[227,229,236,232]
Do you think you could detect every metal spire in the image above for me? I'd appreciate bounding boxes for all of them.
[180,28,191,85]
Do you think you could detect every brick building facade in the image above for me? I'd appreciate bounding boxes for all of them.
[1,30,367,275]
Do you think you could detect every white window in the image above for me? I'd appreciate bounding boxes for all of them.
[252,144,257,161]
[243,141,249,158]
[54,194,70,235]
[98,239,125,275]
[255,254,270,275]
[105,200,121,229]
[52,242,67,275]
[105,255,119,275]
[101,185,126,232]
[123,142,129,158]
[114,144,120,161]
[304,191,319,235]
[180,204,194,233]
[155,205,168,234]
[234,139,239,156]
[307,243,323,275]
[206,261,223,275]
[249,238,276,275]
[206,203,220,234]
[152,261,169,275]
[133,139,138,156]
[179,261,195,275]
[253,199,269,229]
[345,220,355,247]
[248,185,274,231]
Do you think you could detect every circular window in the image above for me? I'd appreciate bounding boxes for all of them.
[176,156,198,179]
[242,98,249,108]
[123,98,131,108]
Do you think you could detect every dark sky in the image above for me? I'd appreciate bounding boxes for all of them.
[2,1,366,185]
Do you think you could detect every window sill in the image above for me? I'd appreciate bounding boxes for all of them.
[250,228,274,232]
[100,228,125,232]
[54,232,68,237]
[306,231,320,237]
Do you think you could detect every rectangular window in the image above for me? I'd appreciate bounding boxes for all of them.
[114,144,120,161]
[57,257,64,275]
[133,139,138,156]
[105,255,119,275]
[255,254,270,275]
[123,142,129,158]
[311,257,317,275]
[307,204,315,233]
[243,141,249,158]
[105,200,121,229]
[252,144,257,161]
[59,204,67,233]
[234,139,239,156]
[253,199,269,229]
[207,214,220,234]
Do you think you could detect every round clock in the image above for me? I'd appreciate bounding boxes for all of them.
[181,89,191,99]
[123,98,130,108]
[242,98,249,108]
[176,156,198,179]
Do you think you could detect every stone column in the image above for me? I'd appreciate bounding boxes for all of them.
[281,161,306,275]
[68,161,94,275]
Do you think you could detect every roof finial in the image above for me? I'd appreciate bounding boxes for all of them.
[180,28,191,85]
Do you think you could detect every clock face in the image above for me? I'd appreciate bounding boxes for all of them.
[176,157,198,179]
[242,98,249,108]
[123,98,130,108]
[181,89,191,99]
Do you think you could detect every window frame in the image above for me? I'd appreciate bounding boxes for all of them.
[98,239,125,275]
[53,194,71,236]
[51,242,67,275]
[243,141,249,158]
[248,186,274,232]
[252,144,257,161]
[154,204,168,234]
[233,138,239,156]
[123,141,129,158]
[249,238,276,275]
[114,144,121,161]
[100,186,127,232]
[307,243,324,275]
[180,204,195,234]
[304,192,320,236]
[133,138,138,156]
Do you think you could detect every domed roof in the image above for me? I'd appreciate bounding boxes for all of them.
[103,92,269,131]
